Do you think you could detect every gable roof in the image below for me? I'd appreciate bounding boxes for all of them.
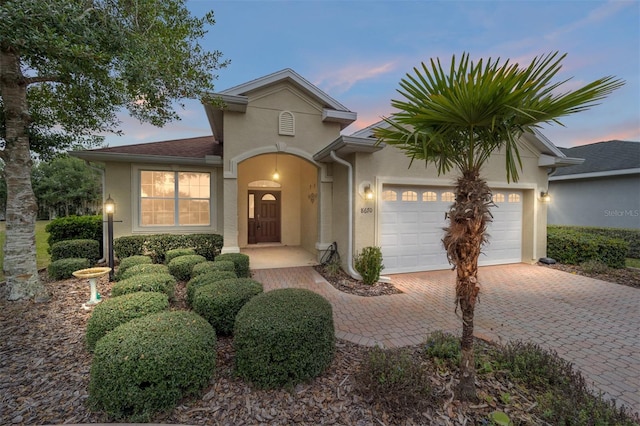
[70,136,223,166]
[203,69,357,142]
[550,140,640,179]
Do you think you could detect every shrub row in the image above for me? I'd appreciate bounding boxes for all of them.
[46,215,103,256]
[85,292,169,351]
[191,260,235,278]
[167,254,207,281]
[186,270,237,306]
[118,263,169,281]
[50,239,101,265]
[48,257,90,280]
[114,255,153,281]
[111,273,176,300]
[547,227,628,268]
[192,278,263,336]
[215,253,250,278]
[548,225,640,258]
[113,234,223,263]
[88,311,216,422]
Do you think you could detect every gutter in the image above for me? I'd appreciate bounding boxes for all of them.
[329,151,363,281]
[84,161,107,264]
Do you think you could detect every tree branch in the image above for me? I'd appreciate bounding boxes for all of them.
[24,75,61,85]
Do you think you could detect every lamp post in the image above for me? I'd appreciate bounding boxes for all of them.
[104,194,115,281]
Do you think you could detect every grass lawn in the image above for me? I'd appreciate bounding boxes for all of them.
[0,220,51,282]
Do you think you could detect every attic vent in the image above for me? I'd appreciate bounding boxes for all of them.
[279,111,295,136]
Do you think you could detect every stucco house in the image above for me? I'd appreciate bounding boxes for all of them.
[548,140,640,230]
[72,68,579,274]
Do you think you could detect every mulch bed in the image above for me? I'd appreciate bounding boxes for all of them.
[1,263,638,425]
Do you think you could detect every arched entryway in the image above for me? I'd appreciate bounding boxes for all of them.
[237,153,319,255]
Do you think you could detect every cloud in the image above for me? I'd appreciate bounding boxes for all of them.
[544,0,633,42]
[313,61,398,94]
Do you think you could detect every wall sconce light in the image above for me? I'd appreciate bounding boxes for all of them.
[539,191,551,203]
[358,181,374,200]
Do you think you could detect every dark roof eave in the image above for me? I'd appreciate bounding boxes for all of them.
[313,135,385,162]
[70,151,223,167]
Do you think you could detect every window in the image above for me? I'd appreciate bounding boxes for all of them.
[508,193,521,203]
[382,190,397,201]
[402,191,418,201]
[493,193,505,203]
[140,171,210,226]
[423,191,437,202]
[441,192,455,202]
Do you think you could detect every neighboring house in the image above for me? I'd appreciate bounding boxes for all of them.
[548,140,640,230]
[72,69,579,274]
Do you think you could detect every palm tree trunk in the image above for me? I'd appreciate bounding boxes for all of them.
[443,169,492,401]
[1,48,49,301]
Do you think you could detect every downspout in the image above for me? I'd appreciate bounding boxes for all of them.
[85,161,107,264]
[329,151,363,280]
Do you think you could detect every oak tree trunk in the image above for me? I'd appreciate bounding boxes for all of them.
[443,169,492,401]
[1,49,49,301]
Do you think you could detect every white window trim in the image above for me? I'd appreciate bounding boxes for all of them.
[131,164,217,234]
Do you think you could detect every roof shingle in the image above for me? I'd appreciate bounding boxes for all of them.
[553,140,639,176]
[91,136,222,158]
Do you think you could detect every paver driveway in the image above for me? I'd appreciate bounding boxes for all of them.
[253,263,640,413]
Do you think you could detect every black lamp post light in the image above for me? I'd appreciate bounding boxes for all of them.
[104,194,115,281]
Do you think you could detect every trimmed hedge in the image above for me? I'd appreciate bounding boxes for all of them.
[548,225,640,259]
[113,234,223,263]
[111,273,176,300]
[88,311,216,422]
[50,239,101,265]
[118,263,170,282]
[234,288,335,388]
[547,227,628,269]
[85,292,169,352]
[46,215,103,256]
[215,253,250,278]
[192,278,263,335]
[165,248,196,264]
[167,254,207,281]
[114,255,153,281]
[186,270,237,306]
[191,260,236,278]
[48,257,90,280]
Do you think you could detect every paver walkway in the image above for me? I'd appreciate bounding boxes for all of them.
[252,264,640,413]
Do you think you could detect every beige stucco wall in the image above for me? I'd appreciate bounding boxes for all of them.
[104,161,223,241]
[220,81,342,254]
[348,138,550,265]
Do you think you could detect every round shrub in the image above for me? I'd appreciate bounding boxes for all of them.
[118,263,170,281]
[186,270,237,306]
[167,254,206,281]
[88,310,216,422]
[114,255,153,281]
[192,278,263,335]
[111,273,176,300]
[191,260,235,278]
[234,288,335,388]
[85,292,169,351]
[215,253,250,278]
[164,247,196,264]
[48,257,90,280]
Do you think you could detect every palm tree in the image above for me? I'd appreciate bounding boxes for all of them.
[375,52,623,401]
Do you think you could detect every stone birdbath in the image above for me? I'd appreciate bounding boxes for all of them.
[72,267,111,309]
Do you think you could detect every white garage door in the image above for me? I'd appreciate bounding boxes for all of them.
[380,186,522,274]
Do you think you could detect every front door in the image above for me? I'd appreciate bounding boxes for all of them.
[248,190,281,244]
